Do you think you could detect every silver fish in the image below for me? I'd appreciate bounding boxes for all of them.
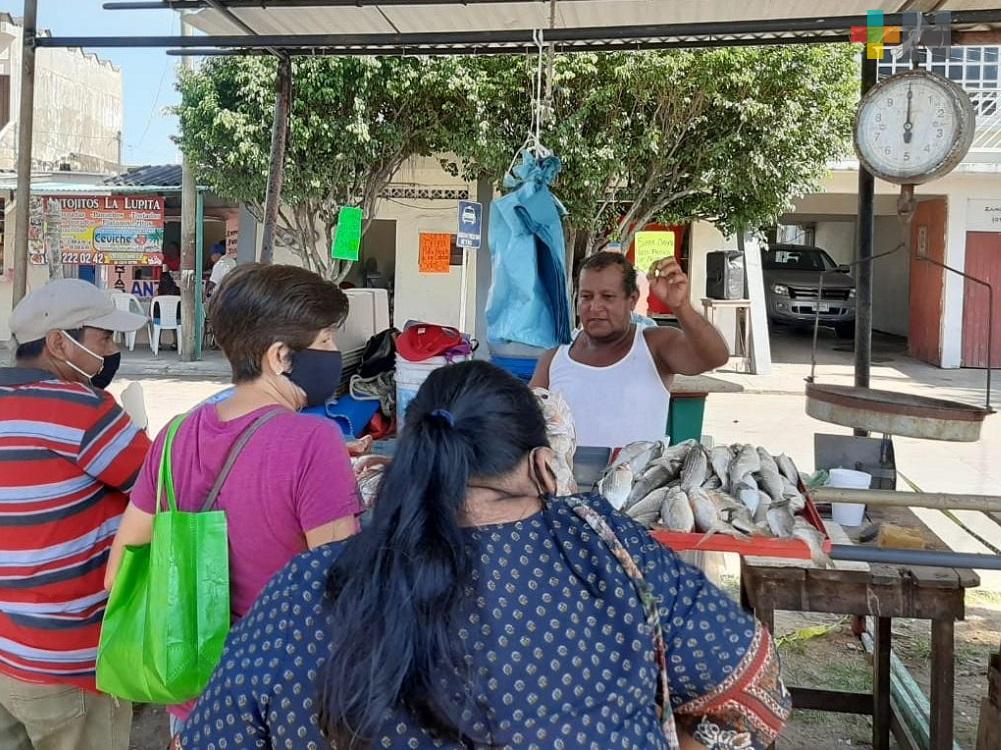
[701,474,723,491]
[661,439,697,462]
[709,446,734,492]
[598,464,633,510]
[645,456,685,483]
[792,517,833,568]
[623,464,671,510]
[775,454,802,485]
[610,440,662,476]
[626,487,671,525]
[756,447,780,475]
[753,491,772,524]
[728,444,761,492]
[755,467,786,504]
[766,499,796,538]
[660,488,695,532]
[690,488,750,539]
[680,445,709,491]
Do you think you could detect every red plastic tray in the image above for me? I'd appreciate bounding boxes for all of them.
[648,488,832,560]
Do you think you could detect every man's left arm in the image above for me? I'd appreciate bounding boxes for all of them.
[645,257,730,376]
[76,392,152,493]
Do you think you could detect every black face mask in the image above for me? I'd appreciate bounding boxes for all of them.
[91,352,121,390]
[283,349,343,408]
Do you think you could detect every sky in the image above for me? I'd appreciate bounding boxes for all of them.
[27,0,182,166]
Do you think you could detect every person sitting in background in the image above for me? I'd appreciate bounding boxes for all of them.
[106,264,361,743]
[158,241,181,298]
[0,279,150,750]
[206,243,238,297]
[179,360,790,750]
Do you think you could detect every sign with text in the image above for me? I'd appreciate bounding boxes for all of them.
[43,195,165,265]
[967,199,1001,233]
[419,232,452,274]
[634,231,676,275]
[456,200,483,248]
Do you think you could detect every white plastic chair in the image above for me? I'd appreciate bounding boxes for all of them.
[107,291,147,352]
[149,295,182,357]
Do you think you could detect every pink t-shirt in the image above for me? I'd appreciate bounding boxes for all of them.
[131,404,360,721]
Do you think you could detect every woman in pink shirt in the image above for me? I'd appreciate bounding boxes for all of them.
[105,264,361,740]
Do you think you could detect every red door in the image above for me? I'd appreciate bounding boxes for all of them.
[962,231,1001,368]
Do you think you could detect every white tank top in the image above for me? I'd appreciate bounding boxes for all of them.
[549,327,671,449]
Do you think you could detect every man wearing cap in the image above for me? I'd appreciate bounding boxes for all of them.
[0,279,151,749]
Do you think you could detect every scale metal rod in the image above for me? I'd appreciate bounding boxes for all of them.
[813,487,1001,513]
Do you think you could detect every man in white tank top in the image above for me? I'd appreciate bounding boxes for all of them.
[530,252,728,449]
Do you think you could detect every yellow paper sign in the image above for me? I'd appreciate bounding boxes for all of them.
[635,231,676,275]
[419,233,452,274]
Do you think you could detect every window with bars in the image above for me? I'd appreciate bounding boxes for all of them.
[878,46,1001,117]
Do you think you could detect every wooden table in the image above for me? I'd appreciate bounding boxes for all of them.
[740,505,979,750]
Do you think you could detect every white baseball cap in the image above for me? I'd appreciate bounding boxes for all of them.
[10,278,147,345]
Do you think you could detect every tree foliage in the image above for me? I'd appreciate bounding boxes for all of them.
[442,46,858,250]
[176,55,467,280]
[176,46,857,277]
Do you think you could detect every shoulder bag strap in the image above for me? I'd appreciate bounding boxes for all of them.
[200,409,285,512]
[156,415,187,514]
[563,495,681,750]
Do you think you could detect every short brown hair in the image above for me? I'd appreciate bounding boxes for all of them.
[209,264,349,383]
[580,251,639,297]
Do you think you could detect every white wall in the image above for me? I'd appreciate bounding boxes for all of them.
[814,221,855,266]
[688,221,739,350]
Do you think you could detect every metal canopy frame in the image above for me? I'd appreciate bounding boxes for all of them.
[41,9,1001,55]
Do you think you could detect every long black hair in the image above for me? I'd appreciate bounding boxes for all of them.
[319,360,548,747]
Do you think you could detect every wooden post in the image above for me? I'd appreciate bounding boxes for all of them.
[855,55,878,435]
[179,13,197,362]
[11,0,38,306]
[194,189,204,360]
[260,56,291,264]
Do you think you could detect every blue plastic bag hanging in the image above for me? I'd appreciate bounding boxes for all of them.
[486,151,572,350]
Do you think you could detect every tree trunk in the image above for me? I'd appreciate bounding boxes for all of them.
[260,56,292,264]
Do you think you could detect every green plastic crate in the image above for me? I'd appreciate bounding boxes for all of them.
[667,392,707,445]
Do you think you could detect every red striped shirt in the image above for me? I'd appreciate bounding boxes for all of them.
[0,367,151,691]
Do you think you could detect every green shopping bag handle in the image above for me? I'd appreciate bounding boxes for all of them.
[155,415,186,514]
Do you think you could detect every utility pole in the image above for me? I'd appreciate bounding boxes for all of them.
[11,0,38,307]
[179,13,197,361]
[259,55,291,264]
[854,55,878,435]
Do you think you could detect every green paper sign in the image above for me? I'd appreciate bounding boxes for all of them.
[331,206,363,261]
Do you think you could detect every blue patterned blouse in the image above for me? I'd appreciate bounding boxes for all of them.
[179,495,790,750]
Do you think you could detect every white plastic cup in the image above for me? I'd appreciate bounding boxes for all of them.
[828,468,871,527]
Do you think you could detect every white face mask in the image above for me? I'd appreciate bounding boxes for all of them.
[60,330,105,380]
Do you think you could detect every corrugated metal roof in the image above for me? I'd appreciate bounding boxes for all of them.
[185,0,1001,44]
[105,164,183,188]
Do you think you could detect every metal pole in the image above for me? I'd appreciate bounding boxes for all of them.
[179,12,198,361]
[830,544,1001,571]
[473,176,492,358]
[195,189,204,360]
[259,55,291,264]
[12,0,38,307]
[812,486,1001,513]
[854,54,878,435]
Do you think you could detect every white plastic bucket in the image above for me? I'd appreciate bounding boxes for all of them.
[396,354,469,428]
[828,468,871,527]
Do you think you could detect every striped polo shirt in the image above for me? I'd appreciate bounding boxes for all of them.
[0,367,151,691]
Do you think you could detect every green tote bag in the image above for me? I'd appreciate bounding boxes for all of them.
[96,409,282,703]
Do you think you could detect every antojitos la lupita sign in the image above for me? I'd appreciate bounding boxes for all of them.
[43,195,165,266]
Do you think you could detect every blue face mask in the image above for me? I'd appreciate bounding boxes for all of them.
[283,349,343,408]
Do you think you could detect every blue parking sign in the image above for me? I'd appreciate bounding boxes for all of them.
[456,200,482,249]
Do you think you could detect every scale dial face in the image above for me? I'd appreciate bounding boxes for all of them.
[854,69,975,185]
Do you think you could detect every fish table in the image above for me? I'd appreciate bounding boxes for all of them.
[739,504,979,750]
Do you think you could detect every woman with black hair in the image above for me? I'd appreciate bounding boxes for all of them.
[179,360,790,750]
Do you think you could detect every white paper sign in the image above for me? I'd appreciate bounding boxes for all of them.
[967,199,1001,232]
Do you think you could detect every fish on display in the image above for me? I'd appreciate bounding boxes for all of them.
[701,474,723,491]
[609,440,661,476]
[755,466,786,505]
[728,444,761,493]
[792,517,833,568]
[775,454,802,485]
[623,463,671,511]
[689,488,751,541]
[660,488,695,532]
[765,499,796,538]
[680,445,709,491]
[757,447,780,476]
[625,487,671,525]
[709,446,734,492]
[598,464,634,510]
